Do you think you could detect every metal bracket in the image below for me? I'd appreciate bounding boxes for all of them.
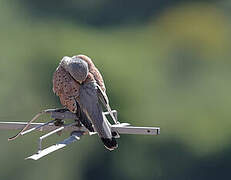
[26,131,84,160]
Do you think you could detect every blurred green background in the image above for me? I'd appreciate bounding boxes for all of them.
[0,0,231,179]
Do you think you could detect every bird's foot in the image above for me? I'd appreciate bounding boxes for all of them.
[54,119,65,126]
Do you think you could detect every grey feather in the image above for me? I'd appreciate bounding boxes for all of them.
[78,82,112,139]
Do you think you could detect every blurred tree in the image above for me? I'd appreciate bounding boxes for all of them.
[19,0,216,27]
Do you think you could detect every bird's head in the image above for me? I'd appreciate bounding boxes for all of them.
[60,56,89,84]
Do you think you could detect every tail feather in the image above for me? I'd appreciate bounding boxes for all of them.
[101,137,118,151]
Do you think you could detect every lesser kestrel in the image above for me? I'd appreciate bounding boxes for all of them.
[53,55,118,150]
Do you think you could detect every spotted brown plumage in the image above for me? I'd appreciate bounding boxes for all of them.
[53,55,118,150]
[53,65,80,113]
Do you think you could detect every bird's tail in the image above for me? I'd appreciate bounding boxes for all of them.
[101,137,118,151]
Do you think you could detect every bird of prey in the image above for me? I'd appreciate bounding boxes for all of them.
[53,55,118,150]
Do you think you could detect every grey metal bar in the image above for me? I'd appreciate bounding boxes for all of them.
[0,122,88,132]
[111,123,160,135]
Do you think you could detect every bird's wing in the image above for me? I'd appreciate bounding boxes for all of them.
[52,65,80,113]
[96,83,119,124]
[90,67,106,92]
[79,82,118,150]
[79,82,112,138]
[74,55,118,124]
